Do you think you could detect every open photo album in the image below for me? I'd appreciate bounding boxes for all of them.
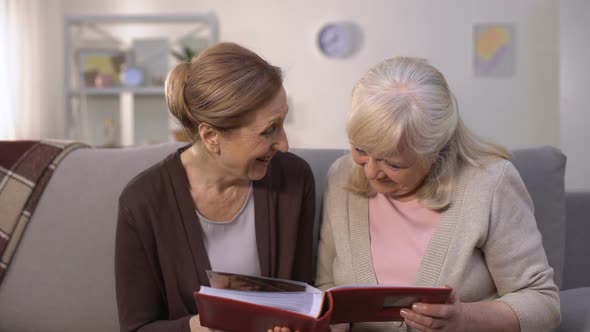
[194,270,452,332]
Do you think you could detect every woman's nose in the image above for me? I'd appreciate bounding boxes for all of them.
[363,157,381,179]
[274,128,289,153]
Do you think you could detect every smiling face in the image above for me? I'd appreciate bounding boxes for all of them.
[350,144,433,201]
[217,87,289,181]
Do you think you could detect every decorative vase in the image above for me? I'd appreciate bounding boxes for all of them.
[120,66,144,87]
[94,73,114,88]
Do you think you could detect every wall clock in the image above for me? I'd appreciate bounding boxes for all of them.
[317,22,361,58]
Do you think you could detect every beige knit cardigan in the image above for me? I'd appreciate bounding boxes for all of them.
[315,155,560,332]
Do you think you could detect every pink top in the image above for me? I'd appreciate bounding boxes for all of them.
[369,193,441,286]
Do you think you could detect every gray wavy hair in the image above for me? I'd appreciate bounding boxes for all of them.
[347,56,510,210]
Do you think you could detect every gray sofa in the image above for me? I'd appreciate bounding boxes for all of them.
[0,143,588,331]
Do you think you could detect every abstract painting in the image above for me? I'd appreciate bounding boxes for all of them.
[474,24,515,77]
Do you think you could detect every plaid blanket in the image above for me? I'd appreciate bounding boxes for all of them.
[0,140,88,285]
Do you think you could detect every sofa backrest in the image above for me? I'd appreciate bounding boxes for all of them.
[511,146,566,288]
[0,144,566,332]
[563,192,590,290]
[291,148,349,254]
[0,143,183,332]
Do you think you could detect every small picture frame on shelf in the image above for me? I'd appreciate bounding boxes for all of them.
[77,49,126,88]
[132,38,169,87]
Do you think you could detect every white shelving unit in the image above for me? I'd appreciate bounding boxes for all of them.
[64,13,219,146]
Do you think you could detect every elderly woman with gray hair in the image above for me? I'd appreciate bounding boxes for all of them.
[316,57,560,332]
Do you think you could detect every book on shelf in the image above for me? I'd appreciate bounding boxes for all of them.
[193,270,452,332]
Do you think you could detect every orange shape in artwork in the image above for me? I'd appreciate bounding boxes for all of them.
[476,27,509,61]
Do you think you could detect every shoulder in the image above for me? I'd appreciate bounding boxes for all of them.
[456,157,528,208]
[321,154,354,199]
[118,150,177,210]
[460,157,519,189]
[327,154,353,184]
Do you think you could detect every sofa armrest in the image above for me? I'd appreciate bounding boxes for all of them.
[557,287,590,332]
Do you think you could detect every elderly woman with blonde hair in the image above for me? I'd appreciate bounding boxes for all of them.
[316,57,560,332]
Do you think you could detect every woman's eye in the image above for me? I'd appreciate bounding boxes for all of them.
[261,125,277,136]
[354,146,367,155]
[384,161,400,169]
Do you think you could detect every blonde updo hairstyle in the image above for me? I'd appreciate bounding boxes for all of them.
[166,42,283,141]
[347,57,510,210]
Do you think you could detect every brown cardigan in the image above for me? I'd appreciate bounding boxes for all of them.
[115,147,315,332]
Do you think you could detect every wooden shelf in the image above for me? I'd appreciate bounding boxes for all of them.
[67,86,165,96]
[63,12,219,146]
[65,13,216,25]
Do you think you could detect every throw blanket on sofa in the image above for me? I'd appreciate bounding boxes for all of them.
[0,140,88,285]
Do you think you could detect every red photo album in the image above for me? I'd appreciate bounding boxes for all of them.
[193,271,452,332]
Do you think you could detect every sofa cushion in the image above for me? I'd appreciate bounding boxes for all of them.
[556,287,590,332]
[563,192,590,290]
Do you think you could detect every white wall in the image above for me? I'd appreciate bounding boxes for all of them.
[45,0,560,156]
[25,0,64,139]
[560,0,590,191]
[54,0,559,150]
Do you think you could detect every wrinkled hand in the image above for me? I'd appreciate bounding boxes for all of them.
[189,314,213,332]
[399,289,468,332]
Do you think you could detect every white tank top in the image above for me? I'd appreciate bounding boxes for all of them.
[196,183,261,276]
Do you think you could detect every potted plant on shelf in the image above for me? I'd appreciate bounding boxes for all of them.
[171,46,197,63]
